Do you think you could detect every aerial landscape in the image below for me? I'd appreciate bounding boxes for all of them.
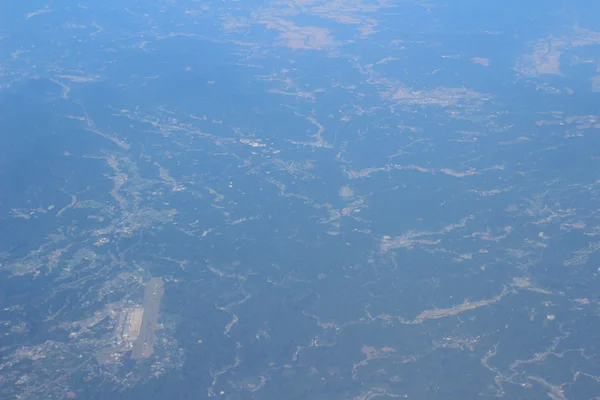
[2,0,600,399]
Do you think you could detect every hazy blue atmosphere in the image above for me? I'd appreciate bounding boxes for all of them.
[2,1,600,399]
